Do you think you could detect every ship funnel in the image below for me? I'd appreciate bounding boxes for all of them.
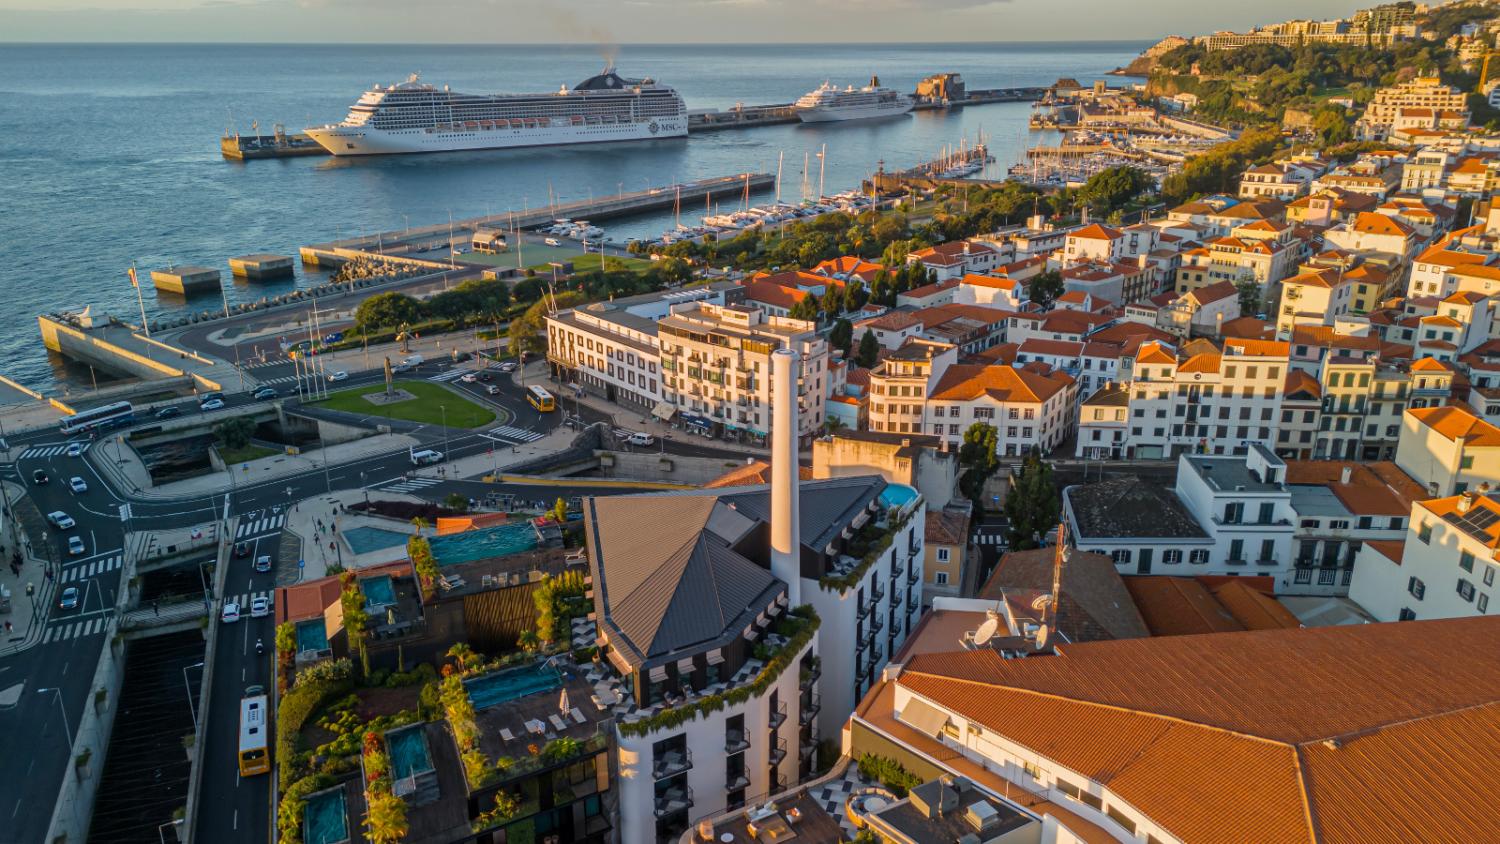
[870,74,881,88]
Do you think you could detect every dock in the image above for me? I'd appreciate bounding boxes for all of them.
[220,132,327,161]
[229,253,295,280]
[151,265,222,295]
[299,172,777,268]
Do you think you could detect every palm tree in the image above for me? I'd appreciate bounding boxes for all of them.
[411,516,428,537]
[517,630,541,653]
[447,642,478,674]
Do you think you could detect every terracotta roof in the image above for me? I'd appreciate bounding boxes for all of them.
[1285,461,1423,516]
[900,278,960,301]
[860,309,925,332]
[979,548,1149,642]
[929,364,1069,404]
[1018,338,1084,358]
[1089,322,1176,346]
[1409,356,1455,372]
[894,617,1500,844]
[1363,539,1405,566]
[1135,341,1177,365]
[1223,337,1290,357]
[923,509,969,546]
[1218,316,1276,340]
[704,460,813,489]
[740,280,809,310]
[1123,576,1245,636]
[1406,405,1500,446]
[970,343,1019,365]
[1177,352,1221,374]
[1071,223,1124,241]
[1207,580,1302,630]
[1283,369,1323,400]
[1417,494,1500,550]
[960,273,1019,290]
[276,560,414,624]
[1185,280,1238,306]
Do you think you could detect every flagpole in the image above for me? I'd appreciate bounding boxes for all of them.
[130,262,151,337]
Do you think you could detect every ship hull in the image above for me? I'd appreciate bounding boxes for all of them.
[306,117,688,157]
[796,101,914,124]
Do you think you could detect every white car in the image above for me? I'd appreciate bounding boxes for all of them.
[249,596,270,618]
[328,370,348,382]
[69,476,88,494]
[199,398,225,411]
[65,443,84,458]
[67,536,85,555]
[460,373,477,383]
[47,511,75,530]
[498,362,518,373]
[220,602,241,623]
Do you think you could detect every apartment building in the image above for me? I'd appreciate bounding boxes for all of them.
[1123,337,1290,459]
[1356,76,1469,140]
[657,302,828,443]
[1075,381,1130,459]
[924,363,1077,456]
[1310,355,1412,460]
[1276,267,1357,339]
[1395,405,1500,497]
[867,340,957,436]
[1060,259,1152,306]
[921,506,973,601]
[1274,369,1323,460]
[1408,236,1497,298]
[907,240,1006,280]
[1174,229,1301,309]
[1157,280,1241,337]
[1064,446,1295,586]
[1284,460,1420,595]
[1350,491,1500,621]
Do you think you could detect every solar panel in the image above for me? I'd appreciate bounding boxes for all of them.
[1462,508,1499,531]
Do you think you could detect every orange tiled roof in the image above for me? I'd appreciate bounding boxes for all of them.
[929,363,1069,404]
[1407,405,1500,446]
[1071,223,1124,241]
[959,273,1019,290]
[1418,494,1500,550]
[1284,461,1423,516]
[1135,341,1177,365]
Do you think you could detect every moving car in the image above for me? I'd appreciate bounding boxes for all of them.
[65,442,84,458]
[498,361,518,373]
[221,601,241,623]
[486,385,501,395]
[156,406,182,419]
[47,511,75,530]
[460,373,477,383]
[327,370,348,382]
[69,476,88,494]
[249,596,271,618]
[323,332,344,344]
[254,555,272,573]
[410,449,443,465]
[626,432,655,447]
[200,398,226,411]
[57,587,79,611]
[32,469,48,485]
[544,237,562,247]
[253,387,277,400]
[67,536,85,555]
[234,541,250,558]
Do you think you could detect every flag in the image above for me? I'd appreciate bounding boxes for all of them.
[127,267,138,288]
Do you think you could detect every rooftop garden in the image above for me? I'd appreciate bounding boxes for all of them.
[819,509,911,592]
[618,604,820,738]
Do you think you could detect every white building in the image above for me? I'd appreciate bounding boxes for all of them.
[1349,491,1500,621]
[1395,405,1500,497]
[924,363,1077,457]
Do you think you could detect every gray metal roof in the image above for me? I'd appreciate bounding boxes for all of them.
[716,476,886,553]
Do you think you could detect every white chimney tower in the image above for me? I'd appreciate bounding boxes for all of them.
[771,348,802,605]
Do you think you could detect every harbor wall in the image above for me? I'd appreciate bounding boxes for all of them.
[38,316,188,382]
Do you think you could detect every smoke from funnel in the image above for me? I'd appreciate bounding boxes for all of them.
[545,7,619,68]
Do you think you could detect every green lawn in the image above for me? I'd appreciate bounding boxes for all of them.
[217,443,280,465]
[312,380,496,428]
[525,252,653,274]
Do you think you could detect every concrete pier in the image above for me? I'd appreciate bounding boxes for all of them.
[228,253,295,280]
[151,265,221,295]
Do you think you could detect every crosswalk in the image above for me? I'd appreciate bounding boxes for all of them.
[488,425,544,443]
[241,359,287,370]
[428,369,469,382]
[382,476,443,494]
[223,590,273,609]
[61,554,123,582]
[21,443,86,459]
[42,616,109,644]
[235,513,287,539]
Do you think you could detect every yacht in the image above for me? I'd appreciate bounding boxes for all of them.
[795,76,913,123]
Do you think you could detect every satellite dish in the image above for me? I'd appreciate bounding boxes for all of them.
[1035,624,1050,650]
[1030,593,1052,611]
[973,617,999,646]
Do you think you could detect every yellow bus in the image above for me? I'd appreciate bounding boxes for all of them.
[526,385,556,412]
[238,695,270,776]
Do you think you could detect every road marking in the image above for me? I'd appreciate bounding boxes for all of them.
[428,369,469,382]
[381,477,443,493]
[234,514,286,539]
[488,425,544,443]
[62,554,122,582]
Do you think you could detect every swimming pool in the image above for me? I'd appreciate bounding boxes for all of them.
[387,725,433,779]
[342,526,411,555]
[362,575,396,608]
[879,484,919,510]
[295,619,329,653]
[303,788,348,844]
[430,523,537,567]
[465,665,563,710]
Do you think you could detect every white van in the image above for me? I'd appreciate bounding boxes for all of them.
[544,237,562,247]
[626,432,655,447]
[401,354,424,367]
[410,449,444,465]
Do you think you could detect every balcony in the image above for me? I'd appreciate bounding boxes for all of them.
[800,693,821,725]
[799,660,820,690]
[857,601,871,621]
[768,702,788,730]
[725,767,750,792]
[768,737,788,766]
[725,729,750,755]
[1226,558,1247,567]
[871,615,884,634]
[890,590,904,609]
[871,584,886,603]
[907,569,919,585]
[652,747,693,781]
[890,559,904,580]
[654,785,694,818]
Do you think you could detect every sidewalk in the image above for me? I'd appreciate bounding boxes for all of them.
[91,431,422,501]
[0,480,60,656]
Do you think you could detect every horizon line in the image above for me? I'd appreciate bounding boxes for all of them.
[0,38,1159,46]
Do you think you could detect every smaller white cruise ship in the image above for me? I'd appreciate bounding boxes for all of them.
[795,76,914,123]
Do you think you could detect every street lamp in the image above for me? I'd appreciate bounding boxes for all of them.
[182,661,205,731]
[37,687,73,748]
[439,405,450,465]
[360,471,369,506]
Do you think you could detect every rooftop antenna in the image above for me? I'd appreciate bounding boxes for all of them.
[1047,517,1069,630]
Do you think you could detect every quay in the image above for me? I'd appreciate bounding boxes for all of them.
[219,130,327,160]
[228,253,295,280]
[151,265,221,295]
[299,172,776,267]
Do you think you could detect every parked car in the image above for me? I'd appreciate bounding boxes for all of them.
[156,406,182,419]
[254,555,272,573]
[47,511,75,530]
[544,237,562,247]
[67,536,85,555]
[250,596,271,618]
[31,469,48,485]
[323,332,344,344]
[220,602,241,623]
[234,541,250,558]
[57,587,79,611]
[65,442,84,458]
[200,398,225,411]
[253,387,277,400]
[69,476,88,494]
[327,370,348,382]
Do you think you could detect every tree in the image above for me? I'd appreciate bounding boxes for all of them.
[339,571,371,677]
[1078,166,1153,217]
[275,621,296,656]
[1029,270,1066,310]
[443,492,469,513]
[511,277,546,303]
[1235,278,1263,318]
[1004,455,1060,550]
[856,329,880,368]
[354,292,423,332]
[957,422,1000,505]
[517,630,540,653]
[829,318,854,357]
[214,416,256,450]
[789,295,820,323]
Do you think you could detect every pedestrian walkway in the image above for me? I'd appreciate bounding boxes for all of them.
[20,442,89,460]
[487,425,545,444]
[60,553,123,582]
[428,369,469,382]
[240,359,288,370]
[380,476,443,494]
[234,512,287,539]
[39,615,110,644]
[223,590,272,609]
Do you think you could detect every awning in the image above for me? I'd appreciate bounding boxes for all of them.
[744,626,759,641]
[706,648,725,666]
[899,696,951,738]
[606,646,633,677]
[767,604,783,617]
[776,593,788,607]
[652,401,677,421]
[756,612,770,627]
[676,657,696,673]
[648,664,668,683]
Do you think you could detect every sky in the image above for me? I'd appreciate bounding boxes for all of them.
[3,0,1368,43]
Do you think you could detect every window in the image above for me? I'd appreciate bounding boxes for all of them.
[1357,516,1372,530]
[1408,577,1426,600]
[1223,502,1244,524]
[1111,549,1133,564]
[1022,761,1041,780]
[1418,522,1432,544]
[1461,456,1475,469]
[1163,549,1182,564]
[1481,594,1490,614]
[1458,579,1476,602]
[1229,539,1245,562]
[1258,502,1275,524]
[1398,607,1417,621]
[1190,549,1210,564]
[1259,539,1276,562]
[1461,551,1475,573]
[934,571,949,585]
[1486,568,1495,588]
[936,548,950,563]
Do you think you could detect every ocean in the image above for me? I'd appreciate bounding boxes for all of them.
[0,41,1146,391]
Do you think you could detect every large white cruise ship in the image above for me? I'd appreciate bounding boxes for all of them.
[305,67,687,156]
[795,76,914,123]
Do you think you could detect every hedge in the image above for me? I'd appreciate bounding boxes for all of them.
[276,659,354,786]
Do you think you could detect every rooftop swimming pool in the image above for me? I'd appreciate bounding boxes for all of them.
[342,526,410,555]
[430,523,537,566]
[295,619,329,653]
[361,574,396,608]
[879,484,919,510]
[465,665,563,710]
[303,788,348,844]
[387,726,433,780]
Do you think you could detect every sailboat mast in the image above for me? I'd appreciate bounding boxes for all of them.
[776,151,784,204]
